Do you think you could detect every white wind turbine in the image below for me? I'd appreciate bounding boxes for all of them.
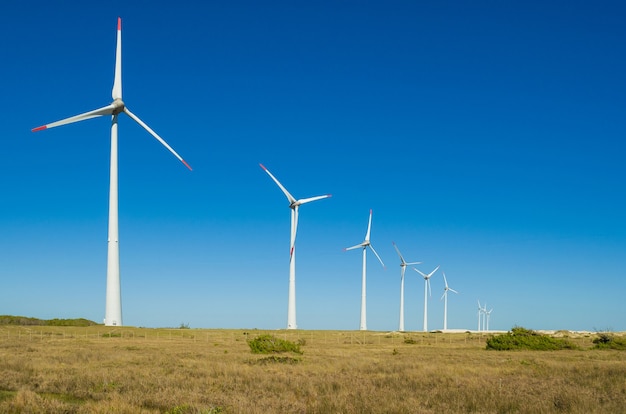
[345,210,385,331]
[414,265,440,332]
[485,307,493,332]
[260,164,331,330]
[440,272,458,331]
[392,242,421,332]
[32,18,191,326]
[477,300,483,332]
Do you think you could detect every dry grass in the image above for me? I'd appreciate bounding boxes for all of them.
[0,326,625,413]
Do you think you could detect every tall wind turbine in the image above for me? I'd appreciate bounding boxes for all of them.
[414,265,440,332]
[260,164,331,330]
[477,300,483,332]
[345,210,385,331]
[392,242,421,332]
[32,18,192,326]
[440,272,458,331]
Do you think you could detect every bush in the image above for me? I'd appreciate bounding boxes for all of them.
[247,334,303,354]
[593,333,626,350]
[0,315,99,326]
[486,326,578,351]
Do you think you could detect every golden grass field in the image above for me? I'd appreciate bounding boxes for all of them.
[0,326,625,413]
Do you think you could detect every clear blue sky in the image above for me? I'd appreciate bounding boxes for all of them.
[1,1,624,331]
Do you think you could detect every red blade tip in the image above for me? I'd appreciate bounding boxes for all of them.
[182,159,192,171]
[32,126,47,132]
[117,17,121,31]
[259,163,267,171]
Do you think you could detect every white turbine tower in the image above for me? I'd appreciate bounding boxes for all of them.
[392,242,421,332]
[345,210,385,331]
[32,18,191,327]
[485,307,493,332]
[260,164,331,330]
[414,265,440,332]
[440,272,458,331]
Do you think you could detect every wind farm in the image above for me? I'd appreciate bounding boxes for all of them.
[3,3,625,336]
[2,4,625,412]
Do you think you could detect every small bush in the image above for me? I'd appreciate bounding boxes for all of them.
[486,326,578,351]
[593,333,626,350]
[247,334,302,354]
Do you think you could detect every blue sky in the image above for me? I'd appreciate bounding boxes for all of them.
[1,1,624,331]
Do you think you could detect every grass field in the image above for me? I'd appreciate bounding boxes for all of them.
[0,326,624,413]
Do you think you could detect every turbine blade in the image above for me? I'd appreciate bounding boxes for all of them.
[123,108,192,170]
[441,291,446,301]
[427,265,440,278]
[344,243,364,251]
[405,261,422,266]
[32,104,117,132]
[290,207,298,261]
[392,242,406,264]
[449,288,459,294]
[112,17,122,100]
[368,244,385,268]
[413,268,428,278]
[259,164,297,204]
[297,194,332,205]
[443,272,449,288]
[365,209,373,241]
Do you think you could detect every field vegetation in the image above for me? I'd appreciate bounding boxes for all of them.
[485,326,579,350]
[0,325,625,413]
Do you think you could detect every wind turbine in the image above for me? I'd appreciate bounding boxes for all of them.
[440,272,458,331]
[477,300,483,332]
[260,164,331,330]
[345,209,385,331]
[414,265,440,332]
[485,307,493,332]
[392,242,421,332]
[32,18,192,327]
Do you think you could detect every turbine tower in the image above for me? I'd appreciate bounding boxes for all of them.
[260,164,331,330]
[392,242,421,332]
[32,18,192,326]
[414,265,440,332]
[440,272,458,331]
[345,209,385,331]
[485,307,493,332]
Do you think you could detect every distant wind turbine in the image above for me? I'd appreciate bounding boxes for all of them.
[485,307,493,332]
[260,164,331,330]
[477,300,483,332]
[345,210,385,331]
[392,242,421,332]
[32,18,191,326]
[414,265,440,332]
[440,272,458,331]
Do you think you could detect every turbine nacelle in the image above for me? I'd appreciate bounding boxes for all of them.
[112,99,125,115]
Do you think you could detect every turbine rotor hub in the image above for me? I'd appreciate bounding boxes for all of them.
[112,99,125,115]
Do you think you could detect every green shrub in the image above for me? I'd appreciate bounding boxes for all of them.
[592,333,626,350]
[247,334,302,354]
[486,326,578,351]
[0,315,99,326]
